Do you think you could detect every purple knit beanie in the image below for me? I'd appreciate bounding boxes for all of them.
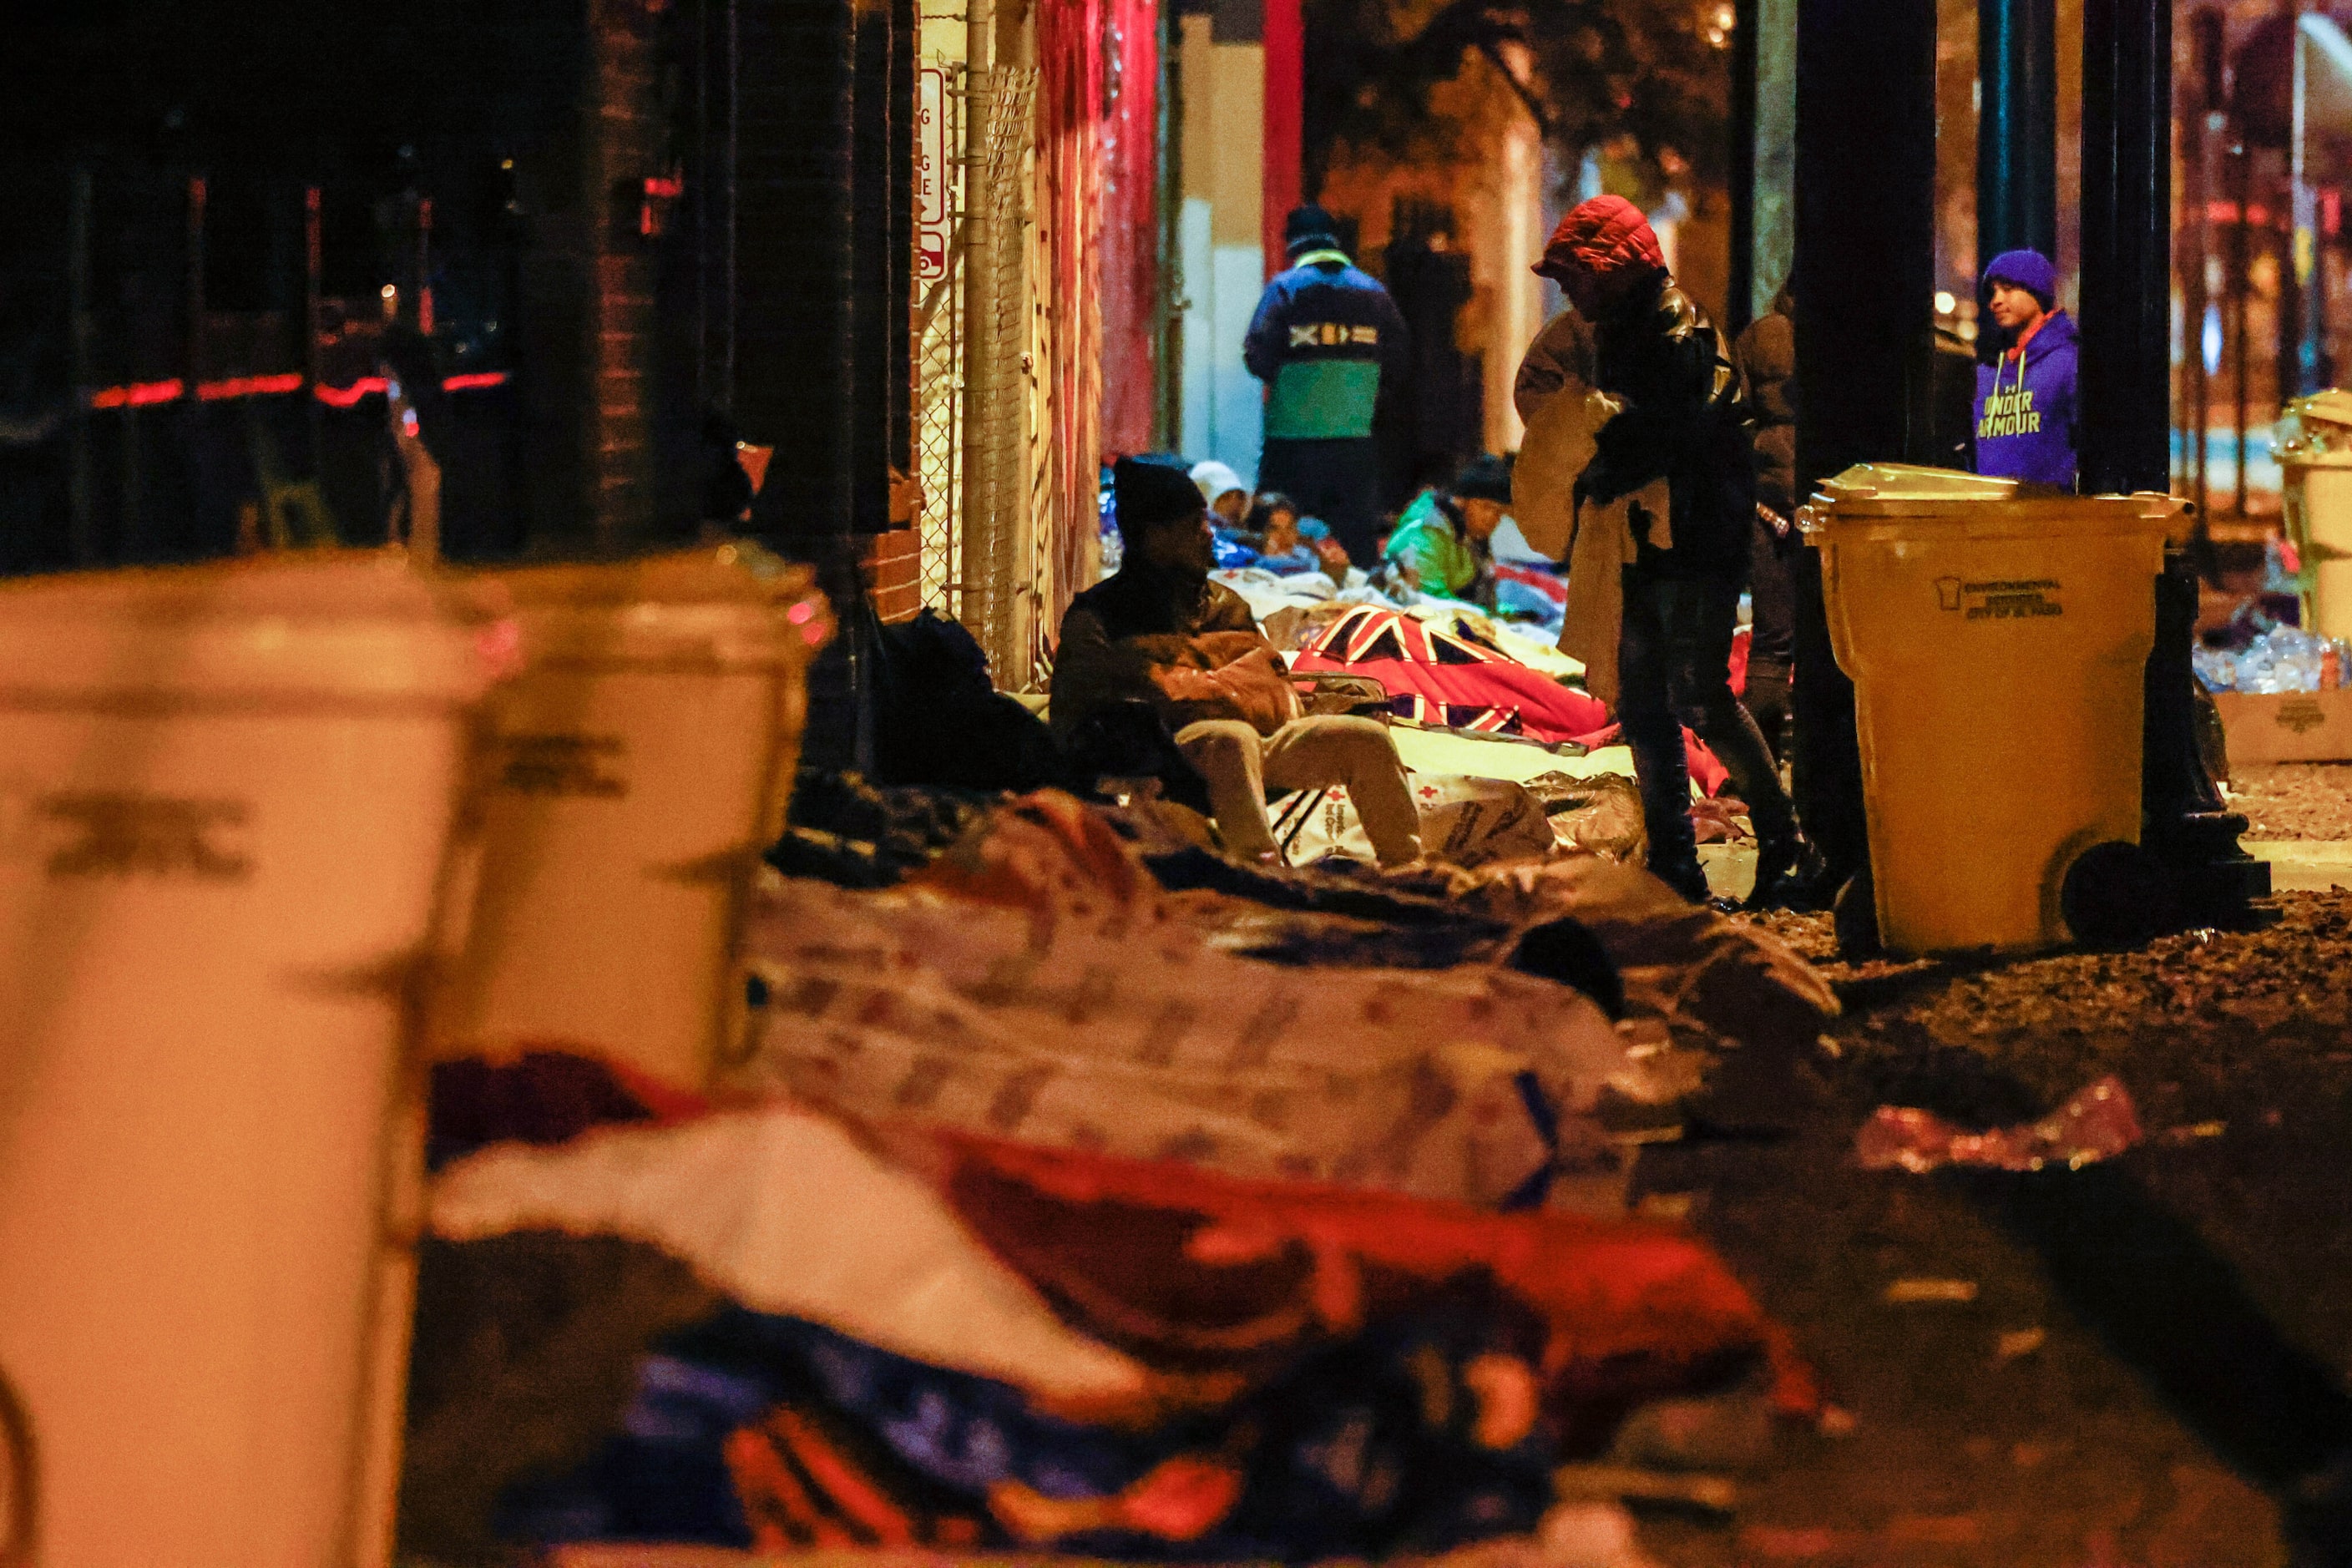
[1981,249,2057,310]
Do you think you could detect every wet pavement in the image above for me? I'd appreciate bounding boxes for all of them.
[2230,763,2352,839]
[1624,852,2352,1564]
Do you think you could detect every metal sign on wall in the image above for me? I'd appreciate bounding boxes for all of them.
[916,65,953,284]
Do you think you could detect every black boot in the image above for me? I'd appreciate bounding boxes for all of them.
[1653,856,1715,904]
[1743,833,1801,911]
[1750,838,1831,912]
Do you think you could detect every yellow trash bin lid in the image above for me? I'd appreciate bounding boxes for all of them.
[471,543,831,669]
[0,549,498,710]
[2282,388,2352,453]
[1798,463,2188,542]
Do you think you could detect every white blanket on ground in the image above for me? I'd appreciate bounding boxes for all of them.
[1390,724,1638,787]
[429,1105,1151,1402]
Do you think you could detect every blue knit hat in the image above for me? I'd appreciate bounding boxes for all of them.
[1981,249,2057,310]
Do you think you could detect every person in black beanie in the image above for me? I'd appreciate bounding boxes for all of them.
[1243,205,1412,568]
[1382,453,1513,609]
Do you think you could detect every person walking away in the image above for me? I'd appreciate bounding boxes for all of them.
[1518,195,1803,907]
[1053,456,1424,866]
[1383,453,1512,609]
[1972,249,2078,488]
[1246,205,1412,568]
[1732,286,1798,761]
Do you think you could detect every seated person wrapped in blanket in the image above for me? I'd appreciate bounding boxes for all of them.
[1054,455,1423,867]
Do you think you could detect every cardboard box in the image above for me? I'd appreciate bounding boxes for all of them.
[2213,686,2352,764]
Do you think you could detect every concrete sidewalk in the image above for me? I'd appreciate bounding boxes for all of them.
[1702,839,2352,903]
[2245,839,2352,892]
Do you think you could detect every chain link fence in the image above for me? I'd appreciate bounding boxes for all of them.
[911,65,967,622]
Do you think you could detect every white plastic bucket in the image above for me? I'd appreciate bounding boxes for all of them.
[2278,392,2352,641]
[2283,457,2352,644]
[0,554,496,1568]
[432,545,827,1090]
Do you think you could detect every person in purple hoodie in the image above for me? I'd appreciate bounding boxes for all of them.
[1972,249,2079,488]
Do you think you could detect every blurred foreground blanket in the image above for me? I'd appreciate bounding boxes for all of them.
[426,1100,1813,1559]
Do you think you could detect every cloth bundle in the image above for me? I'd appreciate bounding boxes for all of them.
[1291,608,1614,747]
[405,790,1831,1563]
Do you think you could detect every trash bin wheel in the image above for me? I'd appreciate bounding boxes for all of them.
[1834,866,1882,959]
[2060,840,2181,948]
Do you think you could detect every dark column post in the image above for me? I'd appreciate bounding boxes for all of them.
[2081,0,2269,925]
[2188,8,2227,523]
[2079,0,2171,497]
[1979,0,2060,266]
[1731,0,1797,333]
[1792,0,1937,937]
[1794,0,1938,483]
[1727,0,1759,336]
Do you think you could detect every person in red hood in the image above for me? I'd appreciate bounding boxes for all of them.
[1514,195,1803,908]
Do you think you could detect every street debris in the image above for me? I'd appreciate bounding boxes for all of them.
[1995,1327,2048,1362]
[2223,761,2352,839]
[1555,1464,1738,1514]
[1855,1075,2143,1174]
[2193,624,2352,693]
[1883,1278,1980,1304]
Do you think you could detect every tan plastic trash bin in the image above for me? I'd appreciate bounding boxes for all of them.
[1801,465,2184,954]
[432,544,829,1090]
[0,554,497,1568]
[2277,389,2352,642]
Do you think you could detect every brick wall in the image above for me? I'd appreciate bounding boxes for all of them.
[867,525,923,622]
[587,0,662,547]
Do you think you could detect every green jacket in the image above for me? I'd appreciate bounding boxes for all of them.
[1383,491,1495,609]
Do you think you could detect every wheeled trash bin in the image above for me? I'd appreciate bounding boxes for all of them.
[1799,464,2187,954]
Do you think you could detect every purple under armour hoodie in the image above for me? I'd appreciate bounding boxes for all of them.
[1973,250,2079,489]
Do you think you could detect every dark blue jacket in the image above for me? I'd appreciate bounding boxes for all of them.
[1243,251,1411,442]
[1973,308,2078,488]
